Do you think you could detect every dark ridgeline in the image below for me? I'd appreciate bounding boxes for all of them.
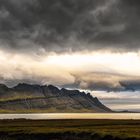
[0,83,112,112]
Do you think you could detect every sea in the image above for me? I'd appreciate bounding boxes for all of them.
[0,113,140,120]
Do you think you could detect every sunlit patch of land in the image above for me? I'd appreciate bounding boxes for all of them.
[0,119,140,140]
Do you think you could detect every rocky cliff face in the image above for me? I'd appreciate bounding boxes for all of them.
[0,84,112,113]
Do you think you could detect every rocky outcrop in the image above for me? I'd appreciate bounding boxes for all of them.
[0,83,112,113]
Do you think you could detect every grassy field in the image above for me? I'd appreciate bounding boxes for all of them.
[0,119,140,140]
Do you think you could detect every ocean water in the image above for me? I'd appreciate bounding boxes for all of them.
[0,113,140,120]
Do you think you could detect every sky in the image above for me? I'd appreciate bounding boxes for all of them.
[0,0,140,111]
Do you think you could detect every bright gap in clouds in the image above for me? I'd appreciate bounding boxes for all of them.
[1,49,140,85]
[45,52,140,75]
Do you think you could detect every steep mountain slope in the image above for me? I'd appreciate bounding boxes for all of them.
[0,84,112,113]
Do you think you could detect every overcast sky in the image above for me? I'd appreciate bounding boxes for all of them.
[0,0,140,111]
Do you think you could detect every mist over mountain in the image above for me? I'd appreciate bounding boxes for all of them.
[0,83,111,113]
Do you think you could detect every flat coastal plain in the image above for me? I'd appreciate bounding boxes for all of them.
[0,119,140,140]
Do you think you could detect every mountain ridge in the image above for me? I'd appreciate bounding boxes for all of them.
[0,83,112,113]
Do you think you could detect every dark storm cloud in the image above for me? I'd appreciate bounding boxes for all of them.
[0,0,140,53]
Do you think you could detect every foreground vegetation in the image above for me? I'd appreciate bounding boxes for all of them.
[0,119,140,140]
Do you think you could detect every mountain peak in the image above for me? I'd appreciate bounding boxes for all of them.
[0,84,8,89]
[0,84,9,93]
[0,83,112,113]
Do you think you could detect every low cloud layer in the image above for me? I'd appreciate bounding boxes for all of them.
[0,0,140,53]
[63,72,140,92]
[0,50,140,92]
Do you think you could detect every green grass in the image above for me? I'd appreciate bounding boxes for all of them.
[0,119,140,139]
[0,95,42,102]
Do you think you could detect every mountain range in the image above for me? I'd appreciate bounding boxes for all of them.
[0,83,112,113]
